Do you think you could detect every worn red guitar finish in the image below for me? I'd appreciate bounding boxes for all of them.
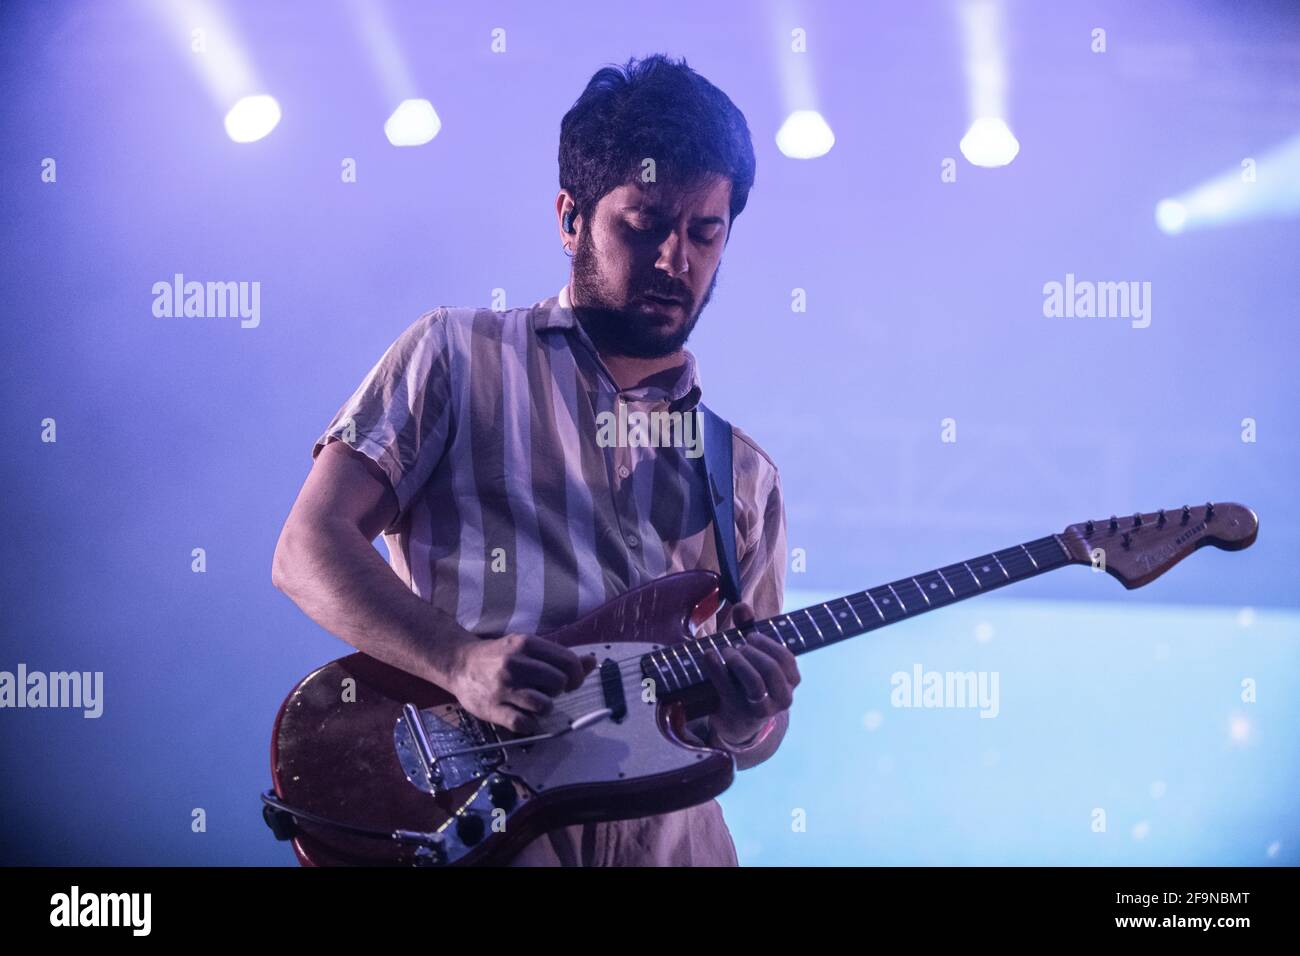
[271,570,730,866]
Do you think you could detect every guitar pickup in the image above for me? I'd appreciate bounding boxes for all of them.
[599,657,627,722]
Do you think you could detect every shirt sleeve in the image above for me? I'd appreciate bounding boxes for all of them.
[311,308,454,533]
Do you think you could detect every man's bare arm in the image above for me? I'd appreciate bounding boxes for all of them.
[271,439,593,733]
[271,439,476,689]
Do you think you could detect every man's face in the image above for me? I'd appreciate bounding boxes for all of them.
[568,175,731,358]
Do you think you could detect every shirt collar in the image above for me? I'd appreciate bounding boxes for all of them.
[531,283,578,331]
[533,284,703,409]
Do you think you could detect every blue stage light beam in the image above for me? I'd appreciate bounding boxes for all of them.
[770,0,835,160]
[346,0,443,147]
[1156,134,1300,235]
[957,0,1020,168]
[148,0,280,143]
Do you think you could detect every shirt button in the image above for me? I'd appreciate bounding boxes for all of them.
[625,533,639,548]
[617,465,630,479]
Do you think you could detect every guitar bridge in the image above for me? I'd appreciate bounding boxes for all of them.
[456,706,505,767]
[394,704,497,794]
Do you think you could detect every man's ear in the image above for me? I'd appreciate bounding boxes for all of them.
[555,190,579,233]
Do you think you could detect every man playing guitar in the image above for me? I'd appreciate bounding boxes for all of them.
[272,53,799,866]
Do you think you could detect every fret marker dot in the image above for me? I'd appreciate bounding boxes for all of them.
[929,582,937,589]
[882,597,890,604]
[981,566,990,573]
[839,612,847,619]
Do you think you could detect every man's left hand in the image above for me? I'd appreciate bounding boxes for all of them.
[700,602,800,746]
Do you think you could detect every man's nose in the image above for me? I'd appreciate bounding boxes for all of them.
[656,228,690,278]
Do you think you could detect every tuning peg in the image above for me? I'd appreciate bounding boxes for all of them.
[1181,505,1190,524]
[1133,513,1143,527]
[1206,502,1215,519]
[1157,509,1166,527]
[1109,516,1119,532]
[1085,520,1094,535]
[1121,532,1131,549]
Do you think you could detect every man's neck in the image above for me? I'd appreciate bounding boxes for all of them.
[598,350,686,393]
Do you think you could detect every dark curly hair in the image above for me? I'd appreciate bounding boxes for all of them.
[558,54,756,236]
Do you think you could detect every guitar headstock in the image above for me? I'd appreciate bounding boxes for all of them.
[1059,502,1258,589]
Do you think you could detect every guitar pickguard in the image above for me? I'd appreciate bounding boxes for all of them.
[497,641,713,795]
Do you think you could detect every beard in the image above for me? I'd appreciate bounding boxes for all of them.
[569,227,718,359]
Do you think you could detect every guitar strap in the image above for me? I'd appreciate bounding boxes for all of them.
[698,402,742,607]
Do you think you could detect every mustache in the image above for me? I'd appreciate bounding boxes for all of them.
[640,285,691,303]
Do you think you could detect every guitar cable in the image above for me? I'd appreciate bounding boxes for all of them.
[259,789,446,851]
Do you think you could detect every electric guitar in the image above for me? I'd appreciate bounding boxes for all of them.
[263,502,1257,866]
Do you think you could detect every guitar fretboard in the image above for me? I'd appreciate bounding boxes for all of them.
[641,534,1072,697]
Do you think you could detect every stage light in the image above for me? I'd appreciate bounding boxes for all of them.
[957,0,1019,168]
[775,110,835,159]
[224,94,281,143]
[960,117,1019,167]
[1155,133,1300,234]
[384,99,441,147]
[769,8,829,163]
[148,0,277,142]
[1155,199,1188,235]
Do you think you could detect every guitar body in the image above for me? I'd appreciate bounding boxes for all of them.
[270,570,735,866]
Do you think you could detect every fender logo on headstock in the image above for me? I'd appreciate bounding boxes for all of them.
[1135,522,1204,572]
[1135,542,1177,572]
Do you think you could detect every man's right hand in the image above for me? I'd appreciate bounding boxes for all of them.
[448,634,598,735]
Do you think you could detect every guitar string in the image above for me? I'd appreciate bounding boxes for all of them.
[536,537,1069,713]
[507,537,1069,717]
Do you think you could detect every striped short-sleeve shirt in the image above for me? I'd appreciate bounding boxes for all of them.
[312,284,787,866]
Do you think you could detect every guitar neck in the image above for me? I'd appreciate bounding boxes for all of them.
[644,533,1076,699]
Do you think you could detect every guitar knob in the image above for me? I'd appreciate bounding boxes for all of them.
[1133,513,1142,527]
[1206,502,1215,519]
[455,811,486,846]
[1085,520,1094,535]
[489,776,518,811]
[1181,505,1191,524]
[1157,509,1166,527]
[1109,516,1119,532]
